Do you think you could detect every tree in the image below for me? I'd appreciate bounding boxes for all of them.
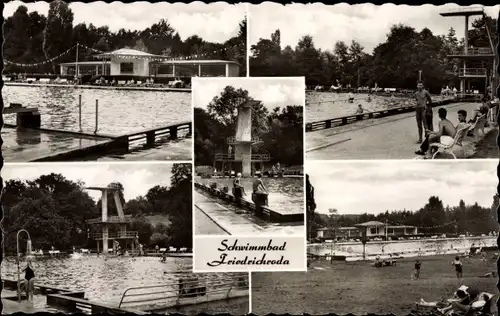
[42,0,74,73]
[306,174,317,240]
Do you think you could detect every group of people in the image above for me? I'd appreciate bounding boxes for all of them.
[413,80,493,158]
[412,256,464,280]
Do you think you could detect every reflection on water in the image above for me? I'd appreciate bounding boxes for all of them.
[306,92,414,122]
[3,86,191,135]
[197,177,304,215]
[1,256,240,307]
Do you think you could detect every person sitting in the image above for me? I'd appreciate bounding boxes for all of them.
[348,91,355,103]
[415,108,456,156]
[355,104,364,114]
[468,102,490,124]
[437,285,487,315]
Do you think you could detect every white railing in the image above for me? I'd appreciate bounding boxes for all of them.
[458,68,487,77]
[118,272,249,309]
[226,136,263,144]
[450,47,494,56]
[90,231,138,239]
[86,216,132,224]
[214,153,271,161]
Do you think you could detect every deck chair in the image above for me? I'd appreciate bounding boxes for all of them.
[429,125,471,159]
[470,114,487,142]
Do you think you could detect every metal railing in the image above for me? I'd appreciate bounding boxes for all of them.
[118,272,248,310]
[86,216,132,224]
[90,231,138,240]
[449,47,494,56]
[226,136,263,144]
[458,68,487,77]
[214,152,271,161]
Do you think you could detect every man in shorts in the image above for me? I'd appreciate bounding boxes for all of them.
[415,108,456,156]
[414,81,434,143]
[413,260,421,279]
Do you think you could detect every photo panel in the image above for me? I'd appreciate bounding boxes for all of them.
[253,159,499,315]
[1,162,250,314]
[2,1,247,162]
[249,3,500,160]
[192,77,306,272]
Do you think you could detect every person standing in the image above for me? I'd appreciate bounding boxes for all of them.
[19,258,35,302]
[413,260,421,279]
[414,81,434,143]
[453,256,463,279]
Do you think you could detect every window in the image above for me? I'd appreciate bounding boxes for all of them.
[370,227,377,235]
[200,64,226,77]
[120,62,134,74]
[157,65,174,76]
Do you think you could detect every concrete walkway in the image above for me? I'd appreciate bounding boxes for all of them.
[194,191,304,235]
[96,139,192,161]
[306,102,492,160]
[1,289,59,314]
[2,127,110,162]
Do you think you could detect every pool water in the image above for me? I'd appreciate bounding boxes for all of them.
[1,255,243,308]
[3,86,191,136]
[196,176,304,215]
[306,92,416,122]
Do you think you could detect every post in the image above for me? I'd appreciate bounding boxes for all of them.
[78,95,82,132]
[94,100,99,134]
[75,42,79,79]
[418,70,422,81]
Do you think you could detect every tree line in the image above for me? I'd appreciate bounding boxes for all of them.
[250,16,497,93]
[194,85,303,167]
[1,163,193,253]
[307,190,499,241]
[4,0,246,75]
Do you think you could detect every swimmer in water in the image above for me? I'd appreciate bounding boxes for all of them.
[348,91,355,103]
[355,104,364,114]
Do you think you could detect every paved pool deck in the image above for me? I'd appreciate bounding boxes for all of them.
[2,127,112,162]
[306,102,494,160]
[2,127,192,162]
[194,190,304,236]
[1,289,60,314]
[96,138,192,161]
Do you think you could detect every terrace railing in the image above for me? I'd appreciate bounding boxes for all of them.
[214,153,271,161]
[86,216,132,224]
[449,47,494,57]
[118,272,249,310]
[458,68,487,77]
[90,231,138,240]
[226,136,263,144]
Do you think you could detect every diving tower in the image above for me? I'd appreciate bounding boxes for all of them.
[85,183,138,254]
[440,6,496,96]
[214,98,271,177]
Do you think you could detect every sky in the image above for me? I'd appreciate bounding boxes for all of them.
[3,1,245,43]
[308,160,498,215]
[192,77,305,110]
[2,162,179,201]
[249,3,500,53]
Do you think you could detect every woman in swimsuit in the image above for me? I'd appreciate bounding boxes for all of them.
[21,259,35,302]
[453,256,463,279]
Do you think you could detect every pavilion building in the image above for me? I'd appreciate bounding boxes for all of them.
[59,48,241,78]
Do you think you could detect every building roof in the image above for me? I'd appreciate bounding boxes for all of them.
[154,59,240,65]
[95,48,166,59]
[387,225,416,229]
[355,221,386,227]
[59,61,108,66]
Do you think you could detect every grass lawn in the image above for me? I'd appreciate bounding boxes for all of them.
[252,253,498,315]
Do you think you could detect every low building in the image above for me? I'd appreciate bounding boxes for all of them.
[316,221,418,241]
[59,48,240,78]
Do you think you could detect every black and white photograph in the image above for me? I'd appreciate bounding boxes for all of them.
[249,4,499,160]
[252,159,499,315]
[193,77,305,236]
[1,162,249,314]
[3,0,246,162]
